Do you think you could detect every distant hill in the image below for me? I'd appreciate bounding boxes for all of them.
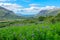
[0,6,21,20]
[38,8,60,17]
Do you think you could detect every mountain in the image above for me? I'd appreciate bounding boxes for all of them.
[38,8,60,17]
[18,8,60,18]
[0,6,60,20]
[0,6,21,20]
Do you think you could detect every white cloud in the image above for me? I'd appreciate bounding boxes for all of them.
[21,6,41,14]
[0,3,58,15]
[40,6,56,10]
[0,3,40,15]
[0,3,23,13]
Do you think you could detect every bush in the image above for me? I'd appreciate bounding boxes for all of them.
[38,16,45,21]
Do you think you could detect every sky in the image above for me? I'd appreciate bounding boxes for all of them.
[0,0,60,15]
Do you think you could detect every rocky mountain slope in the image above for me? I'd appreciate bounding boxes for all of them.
[38,8,60,17]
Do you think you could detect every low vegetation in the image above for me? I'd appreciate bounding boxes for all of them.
[0,22,60,40]
[0,13,60,40]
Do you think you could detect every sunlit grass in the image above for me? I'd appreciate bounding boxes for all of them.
[0,22,60,40]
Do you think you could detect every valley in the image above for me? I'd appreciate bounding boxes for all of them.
[0,6,60,40]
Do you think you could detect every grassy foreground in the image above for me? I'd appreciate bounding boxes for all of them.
[0,22,60,40]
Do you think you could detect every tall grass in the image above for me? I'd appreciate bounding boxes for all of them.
[0,22,60,40]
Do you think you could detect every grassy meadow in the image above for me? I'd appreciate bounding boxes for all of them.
[0,13,60,40]
[0,20,60,40]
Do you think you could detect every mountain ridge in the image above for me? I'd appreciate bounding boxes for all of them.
[0,6,21,20]
[0,6,60,19]
[38,8,60,17]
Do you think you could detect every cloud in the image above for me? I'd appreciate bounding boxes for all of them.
[40,6,56,10]
[21,4,57,15]
[0,3,40,15]
[21,6,41,15]
[0,3,23,13]
[0,3,58,15]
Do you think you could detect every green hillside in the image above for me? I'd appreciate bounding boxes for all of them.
[0,6,21,20]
